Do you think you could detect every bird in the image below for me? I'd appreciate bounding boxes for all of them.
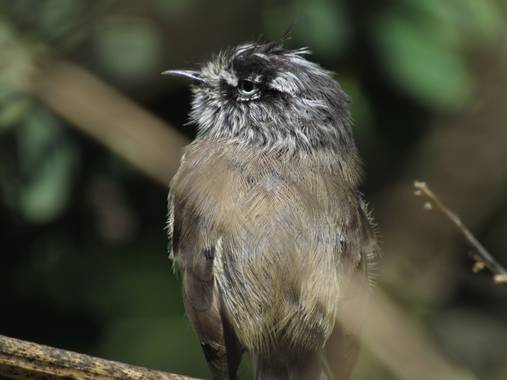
[164,41,377,380]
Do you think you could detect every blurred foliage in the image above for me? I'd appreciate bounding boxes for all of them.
[151,0,193,18]
[374,0,502,109]
[0,18,37,130]
[375,11,474,109]
[15,106,78,222]
[93,16,162,81]
[1,1,507,380]
[264,0,350,55]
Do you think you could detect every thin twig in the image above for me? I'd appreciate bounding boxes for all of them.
[0,334,200,380]
[414,180,507,284]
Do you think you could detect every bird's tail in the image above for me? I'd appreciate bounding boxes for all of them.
[253,351,326,380]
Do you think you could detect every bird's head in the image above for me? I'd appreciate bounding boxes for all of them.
[164,42,354,155]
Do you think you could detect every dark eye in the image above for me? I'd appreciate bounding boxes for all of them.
[238,80,258,97]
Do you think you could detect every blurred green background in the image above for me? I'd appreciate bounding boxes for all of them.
[1,1,507,379]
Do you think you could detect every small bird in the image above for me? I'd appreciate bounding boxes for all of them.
[165,41,377,380]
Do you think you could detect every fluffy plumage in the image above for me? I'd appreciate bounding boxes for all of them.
[189,42,354,156]
[166,41,377,380]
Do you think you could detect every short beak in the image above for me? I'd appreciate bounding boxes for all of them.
[161,69,207,84]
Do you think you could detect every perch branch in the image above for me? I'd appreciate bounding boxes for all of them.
[0,334,200,380]
[414,180,507,283]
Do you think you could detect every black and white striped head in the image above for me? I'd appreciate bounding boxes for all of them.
[164,42,354,155]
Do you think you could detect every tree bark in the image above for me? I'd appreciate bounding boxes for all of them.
[0,334,200,380]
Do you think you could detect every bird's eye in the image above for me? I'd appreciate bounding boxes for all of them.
[238,80,258,97]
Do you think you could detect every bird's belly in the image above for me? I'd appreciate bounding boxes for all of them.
[174,144,356,353]
[213,205,342,353]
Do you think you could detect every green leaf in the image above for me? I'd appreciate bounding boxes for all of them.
[94,17,162,82]
[374,12,473,109]
[16,107,78,223]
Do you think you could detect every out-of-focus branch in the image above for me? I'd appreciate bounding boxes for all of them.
[363,290,478,380]
[29,59,189,186]
[0,334,199,380]
[338,277,479,380]
[414,180,507,284]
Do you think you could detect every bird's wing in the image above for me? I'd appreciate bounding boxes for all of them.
[168,186,243,379]
[324,197,378,380]
[166,188,176,262]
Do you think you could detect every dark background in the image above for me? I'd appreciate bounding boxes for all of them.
[1,1,506,379]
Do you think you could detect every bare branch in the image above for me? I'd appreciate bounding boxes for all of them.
[414,180,507,284]
[0,334,200,380]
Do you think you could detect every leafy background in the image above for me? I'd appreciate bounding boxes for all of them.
[1,0,507,379]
